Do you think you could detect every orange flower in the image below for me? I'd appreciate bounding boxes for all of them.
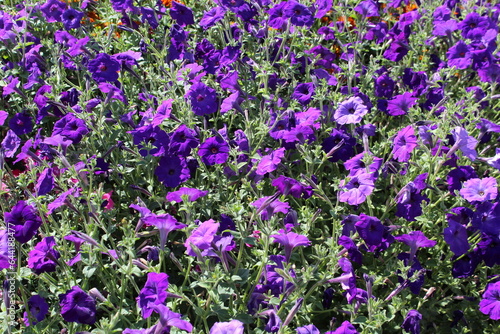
[337,16,356,30]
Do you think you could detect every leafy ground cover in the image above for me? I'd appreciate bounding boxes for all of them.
[1,0,500,333]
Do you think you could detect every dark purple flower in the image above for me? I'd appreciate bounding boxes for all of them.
[166,187,208,203]
[251,196,290,221]
[87,53,120,83]
[256,148,286,175]
[186,82,219,116]
[59,286,96,324]
[402,68,427,96]
[0,230,14,270]
[355,214,384,248]
[27,237,60,275]
[339,172,375,206]
[321,128,357,162]
[392,125,417,162]
[200,7,226,30]
[40,0,67,23]
[140,7,158,29]
[155,155,190,188]
[9,112,33,136]
[99,82,127,105]
[386,92,418,116]
[284,1,314,27]
[395,231,436,261]
[170,2,194,26]
[52,113,89,144]
[447,41,472,70]
[1,130,21,158]
[374,73,395,99]
[296,324,320,334]
[185,219,219,257]
[479,281,500,320]
[198,136,230,166]
[292,82,315,106]
[334,96,368,125]
[110,0,135,12]
[5,201,42,244]
[268,2,288,29]
[354,0,378,17]
[401,309,422,334]
[23,295,49,326]
[460,177,497,202]
[137,272,169,318]
[325,321,359,334]
[169,124,199,156]
[271,229,310,262]
[384,39,409,62]
[36,167,54,196]
[433,19,458,36]
[458,12,490,40]
[271,175,313,199]
[447,166,477,193]
[210,319,244,334]
[62,8,83,30]
[130,125,170,157]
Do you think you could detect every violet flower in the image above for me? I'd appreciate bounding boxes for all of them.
[137,272,169,318]
[270,229,310,262]
[392,125,418,162]
[480,281,500,320]
[210,319,244,334]
[27,237,60,275]
[395,231,436,262]
[198,136,230,166]
[339,172,375,206]
[23,295,49,326]
[185,219,219,257]
[401,309,422,334]
[166,187,208,203]
[334,96,368,125]
[59,286,96,324]
[5,200,42,244]
[459,177,497,202]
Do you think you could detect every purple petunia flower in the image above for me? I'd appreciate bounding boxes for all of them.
[1,130,21,158]
[395,231,436,261]
[59,286,96,324]
[256,147,286,175]
[374,73,395,99]
[0,230,14,270]
[325,321,359,334]
[152,304,193,333]
[292,82,315,106]
[51,113,89,144]
[155,155,190,188]
[9,112,33,136]
[198,136,230,166]
[200,7,226,30]
[392,125,417,162]
[23,295,49,326]
[36,168,54,196]
[168,124,199,156]
[62,8,83,30]
[166,187,208,203]
[185,219,219,257]
[5,201,42,244]
[271,229,311,262]
[339,172,375,206]
[145,214,187,251]
[449,127,478,161]
[170,2,194,27]
[87,53,121,83]
[210,319,244,334]
[460,177,497,202]
[137,272,169,318]
[479,281,500,320]
[296,324,320,334]
[322,128,357,163]
[251,196,290,221]
[458,12,490,41]
[27,237,61,275]
[334,96,368,125]
[354,0,378,17]
[272,175,313,199]
[40,0,67,23]
[447,166,478,194]
[355,214,385,247]
[186,82,219,116]
[284,1,314,27]
[446,40,472,70]
[401,309,422,334]
[386,92,418,116]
